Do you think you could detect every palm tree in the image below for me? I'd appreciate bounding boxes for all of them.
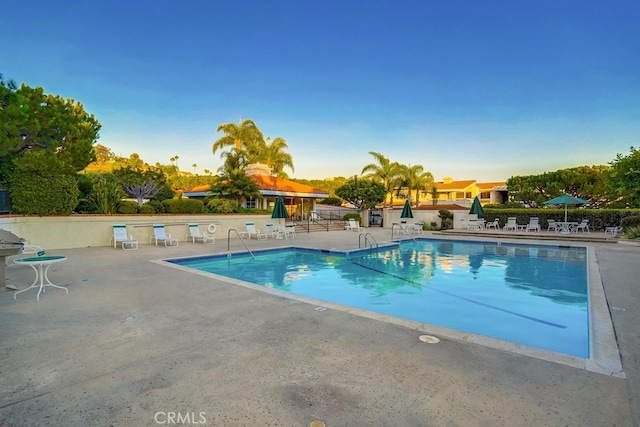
[217,147,249,174]
[214,166,262,207]
[395,164,434,207]
[361,152,401,207]
[213,119,265,163]
[261,136,294,178]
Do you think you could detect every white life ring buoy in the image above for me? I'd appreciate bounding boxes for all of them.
[207,223,217,234]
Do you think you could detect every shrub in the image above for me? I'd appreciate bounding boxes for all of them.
[138,203,156,214]
[206,198,238,213]
[343,213,362,223]
[162,198,204,214]
[621,226,640,240]
[147,199,165,213]
[438,209,453,229]
[620,215,640,229]
[8,171,79,215]
[89,178,126,214]
[117,200,139,214]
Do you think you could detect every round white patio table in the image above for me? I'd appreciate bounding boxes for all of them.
[556,221,578,234]
[13,256,68,301]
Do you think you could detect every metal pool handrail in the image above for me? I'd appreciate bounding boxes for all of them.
[227,228,254,259]
[359,233,379,249]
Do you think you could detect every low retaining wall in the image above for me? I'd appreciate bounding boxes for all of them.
[0,215,272,250]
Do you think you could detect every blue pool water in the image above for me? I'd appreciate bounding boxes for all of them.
[170,239,589,357]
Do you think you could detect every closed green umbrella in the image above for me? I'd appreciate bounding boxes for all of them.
[271,196,289,224]
[400,199,414,219]
[543,194,589,222]
[469,196,484,217]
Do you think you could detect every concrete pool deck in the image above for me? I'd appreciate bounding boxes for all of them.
[1,228,639,426]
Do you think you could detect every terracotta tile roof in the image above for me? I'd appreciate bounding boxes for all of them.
[435,179,476,190]
[476,181,507,190]
[250,175,328,195]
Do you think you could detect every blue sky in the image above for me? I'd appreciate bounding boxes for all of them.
[2,0,638,182]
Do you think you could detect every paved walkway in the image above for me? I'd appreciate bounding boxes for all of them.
[1,229,638,426]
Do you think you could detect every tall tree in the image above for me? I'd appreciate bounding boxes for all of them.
[213,119,265,164]
[260,136,294,178]
[93,144,115,164]
[335,176,387,211]
[361,152,401,207]
[0,76,101,179]
[607,146,640,207]
[396,164,434,207]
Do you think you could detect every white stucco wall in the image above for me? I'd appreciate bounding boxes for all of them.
[0,215,272,250]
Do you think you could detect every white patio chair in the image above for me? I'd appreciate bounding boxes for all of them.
[547,219,559,232]
[265,223,278,238]
[503,217,518,232]
[345,218,362,232]
[604,226,621,237]
[111,224,138,250]
[574,219,590,233]
[284,223,296,239]
[485,219,500,230]
[187,224,215,244]
[526,217,540,232]
[240,222,267,239]
[412,222,424,234]
[152,224,178,247]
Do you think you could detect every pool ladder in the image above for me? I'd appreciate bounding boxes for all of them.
[227,228,255,259]
[359,233,379,250]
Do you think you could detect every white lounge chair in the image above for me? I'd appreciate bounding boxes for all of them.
[604,226,621,237]
[187,224,215,244]
[526,217,540,232]
[410,222,424,234]
[485,219,500,230]
[574,219,590,233]
[152,224,178,246]
[264,223,277,238]
[239,222,267,239]
[503,217,517,232]
[111,224,138,250]
[284,223,296,239]
[345,218,362,232]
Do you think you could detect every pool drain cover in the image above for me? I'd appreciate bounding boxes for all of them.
[419,334,440,344]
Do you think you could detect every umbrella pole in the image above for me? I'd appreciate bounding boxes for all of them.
[565,204,568,222]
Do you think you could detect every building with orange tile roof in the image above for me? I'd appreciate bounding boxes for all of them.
[183,163,329,220]
[424,177,508,206]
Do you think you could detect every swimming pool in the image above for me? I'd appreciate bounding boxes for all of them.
[169,239,589,358]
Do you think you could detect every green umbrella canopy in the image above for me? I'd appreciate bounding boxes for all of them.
[271,195,289,219]
[400,199,414,219]
[543,194,589,222]
[543,194,589,206]
[469,196,485,217]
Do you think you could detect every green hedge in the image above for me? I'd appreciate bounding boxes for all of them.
[620,215,640,228]
[138,203,156,214]
[162,198,204,214]
[484,208,635,231]
[8,172,79,215]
